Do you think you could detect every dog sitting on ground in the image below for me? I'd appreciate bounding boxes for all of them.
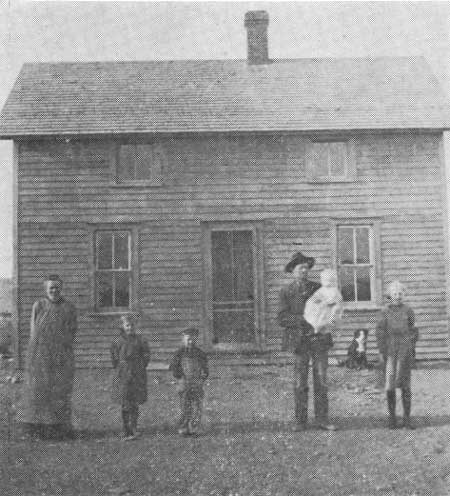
[338,329,370,370]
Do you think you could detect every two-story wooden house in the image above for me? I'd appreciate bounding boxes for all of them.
[1,11,449,366]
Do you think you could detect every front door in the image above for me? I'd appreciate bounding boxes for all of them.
[203,223,264,350]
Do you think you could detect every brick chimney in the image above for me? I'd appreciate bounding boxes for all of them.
[244,11,269,65]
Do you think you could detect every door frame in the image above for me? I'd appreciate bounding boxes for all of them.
[201,220,266,351]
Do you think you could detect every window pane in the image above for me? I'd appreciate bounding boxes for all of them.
[340,267,355,302]
[97,232,113,269]
[212,231,233,301]
[338,227,354,264]
[96,272,113,308]
[212,310,255,344]
[329,142,345,176]
[312,143,329,176]
[356,227,370,264]
[135,145,152,180]
[118,145,136,180]
[232,230,254,302]
[115,272,130,308]
[356,267,371,301]
[152,147,164,181]
[114,232,130,269]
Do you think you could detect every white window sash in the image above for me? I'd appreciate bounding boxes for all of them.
[95,230,132,308]
[338,225,374,303]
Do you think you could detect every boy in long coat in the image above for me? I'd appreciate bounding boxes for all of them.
[22,275,77,440]
[376,281,418,429]
[111,315,150,440]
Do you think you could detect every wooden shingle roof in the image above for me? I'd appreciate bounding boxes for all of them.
[0,56,449,137]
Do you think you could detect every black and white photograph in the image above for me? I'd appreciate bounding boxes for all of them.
[0,1,450,494]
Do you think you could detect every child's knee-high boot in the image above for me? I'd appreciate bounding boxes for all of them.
[401,388,414,429]
[130,405,139,435]
[122,408,132,437]
[386,390,396,429]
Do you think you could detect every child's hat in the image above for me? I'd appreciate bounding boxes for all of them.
[285,252,315,273]
[387,280,406,295]
[354,328,369,338]
[320,268,337,285]
[182,327,199,337]
[120,314,136,323]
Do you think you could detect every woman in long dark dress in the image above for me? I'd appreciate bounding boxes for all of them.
[22,275,77,440]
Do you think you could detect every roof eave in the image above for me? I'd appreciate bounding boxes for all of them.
[0,126,449,140]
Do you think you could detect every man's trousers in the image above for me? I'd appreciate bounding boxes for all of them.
[293,343,329,425]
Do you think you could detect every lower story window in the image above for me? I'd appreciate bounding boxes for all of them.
[336,224,376,304]
[95,230,132,310]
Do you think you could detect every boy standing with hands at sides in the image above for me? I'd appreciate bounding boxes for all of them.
[376,281,418,429]
[111,315,151,440]
[170,327,209,436]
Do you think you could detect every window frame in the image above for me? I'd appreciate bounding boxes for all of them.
[330,218,382,310]
[201,220,266,351]
[110,141,165,187]
[88,224,140,314]
[306,137,356,182]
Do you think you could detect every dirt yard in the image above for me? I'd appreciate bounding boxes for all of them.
[1,362,450,496]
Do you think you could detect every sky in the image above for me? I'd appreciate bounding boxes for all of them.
[0,1,449,278]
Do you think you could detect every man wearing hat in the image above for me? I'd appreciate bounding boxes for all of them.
[169,327,209,435]
[22,275,78,440]
[278,253,336,431]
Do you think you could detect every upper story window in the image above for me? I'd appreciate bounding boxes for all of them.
[306,138,356,182]
[114,143,164,185]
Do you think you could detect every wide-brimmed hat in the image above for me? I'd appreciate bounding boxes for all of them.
[284,252,315,273]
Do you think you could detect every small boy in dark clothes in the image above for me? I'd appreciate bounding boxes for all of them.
[111,315,151,440]
[376,281,418,430]
[170,327,209,436]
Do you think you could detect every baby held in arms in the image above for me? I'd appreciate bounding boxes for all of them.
[304,268,343,334]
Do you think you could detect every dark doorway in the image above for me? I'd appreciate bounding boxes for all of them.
[211,230,256,344]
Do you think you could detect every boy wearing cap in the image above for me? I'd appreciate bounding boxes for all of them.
[278,253,336,431]
[376,281,418,429]
[169,328,209,436]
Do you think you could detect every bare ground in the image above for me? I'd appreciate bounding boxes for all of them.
[1,363,450,496]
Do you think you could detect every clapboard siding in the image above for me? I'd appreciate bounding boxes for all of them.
[15,131,449,366]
